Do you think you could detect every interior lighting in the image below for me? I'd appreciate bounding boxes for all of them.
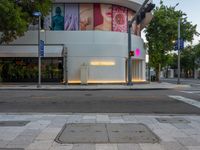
[90,61,115,66]
[132,79,146,82]
[68,80,125,84]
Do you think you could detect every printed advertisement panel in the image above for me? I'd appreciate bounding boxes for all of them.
[94,4,112,31]
[64,4,79,31]
[44,13,51,30]
[52,4,64,30]
[80,4,94,30]
[112,6,127,32]
[128,10,136,34]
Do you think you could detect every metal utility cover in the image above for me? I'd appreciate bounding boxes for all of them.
[107,123,159,143]
[156,118,190,124]
[0,121,30,126]
[55,123,159,143]
[56,123,108,143]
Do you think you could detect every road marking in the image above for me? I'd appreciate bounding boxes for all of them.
[180,91,200,94]
[168,95,200,109]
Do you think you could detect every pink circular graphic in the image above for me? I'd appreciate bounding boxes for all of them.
[135,48,141,57]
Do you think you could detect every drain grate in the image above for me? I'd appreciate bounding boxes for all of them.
[55,123,159,144]
[156,118,190,124]
[0,121,30,127]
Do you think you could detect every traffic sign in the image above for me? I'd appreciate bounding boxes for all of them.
[39,40,44,57]
[174,39,184,50]
[180,39,184,49]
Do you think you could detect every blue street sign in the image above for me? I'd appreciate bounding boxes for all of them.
[174,39,184,50]
[39,40,44,57]
[180,39,184,49]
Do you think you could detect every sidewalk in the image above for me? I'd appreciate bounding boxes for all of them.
[0,82,190,90]
[0,113,200,150]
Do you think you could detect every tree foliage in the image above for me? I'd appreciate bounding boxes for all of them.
[145,0,199,81]
[0,0,52,44]
[180,43,200,77]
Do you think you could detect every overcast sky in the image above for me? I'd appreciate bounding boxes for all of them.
[142,0,200,45]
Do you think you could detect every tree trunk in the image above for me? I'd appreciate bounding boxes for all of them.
[155,64,161,82]
[166,66,169,78]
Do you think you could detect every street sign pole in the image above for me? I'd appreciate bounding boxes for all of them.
[127,25,132,85]
[38,16,41,88]
[177,17,181,84]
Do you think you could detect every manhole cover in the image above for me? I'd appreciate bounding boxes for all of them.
[55,123,159,143]
[0,121,30,126]
[156,118,190,124]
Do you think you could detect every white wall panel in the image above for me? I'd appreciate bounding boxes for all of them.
[2,30,146,82]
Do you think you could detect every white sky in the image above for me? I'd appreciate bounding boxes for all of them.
[142,0,200,45]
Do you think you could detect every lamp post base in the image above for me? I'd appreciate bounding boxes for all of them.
[127,82,133,86]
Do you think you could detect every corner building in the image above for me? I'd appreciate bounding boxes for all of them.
[0,0,153,83]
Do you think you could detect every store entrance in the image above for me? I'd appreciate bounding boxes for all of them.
[132,59,144,81]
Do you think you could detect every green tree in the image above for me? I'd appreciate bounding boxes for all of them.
[181,46,196,78]
[182,43,200,78]
[0,0,52,44]
[163,53,177,78]
[145,0,199,81]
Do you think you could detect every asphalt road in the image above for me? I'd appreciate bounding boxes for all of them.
[0,88,200,114]
[161,78,200,87]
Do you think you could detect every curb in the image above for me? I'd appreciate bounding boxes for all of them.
[0,86,190,91]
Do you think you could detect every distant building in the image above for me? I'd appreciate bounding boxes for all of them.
[0,0,153,83]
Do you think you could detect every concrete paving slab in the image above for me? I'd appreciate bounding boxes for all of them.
[117,144,142,150]
[156,118,190,124]
[95,144,118,150]
[172,123,193,129]
[0,121,30,127]
[175,137,200,146]
[0,148,24,150]
[160,141,188,150]
[72,144,95,150]
[139,143,165,150]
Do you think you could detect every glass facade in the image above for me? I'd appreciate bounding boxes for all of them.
[0,58,63,82]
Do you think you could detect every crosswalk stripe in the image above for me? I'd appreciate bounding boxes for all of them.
[180,91,200,94]
[168,95,200,109]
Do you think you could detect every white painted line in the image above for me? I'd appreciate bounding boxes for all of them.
[180,91,200,94]
[168,95,200,109]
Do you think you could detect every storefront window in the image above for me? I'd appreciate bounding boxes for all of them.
[0,58,63,82]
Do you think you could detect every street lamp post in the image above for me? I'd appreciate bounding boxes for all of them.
[33,11,42,88]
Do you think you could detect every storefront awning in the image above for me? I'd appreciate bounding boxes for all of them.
[0,45,64,57]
